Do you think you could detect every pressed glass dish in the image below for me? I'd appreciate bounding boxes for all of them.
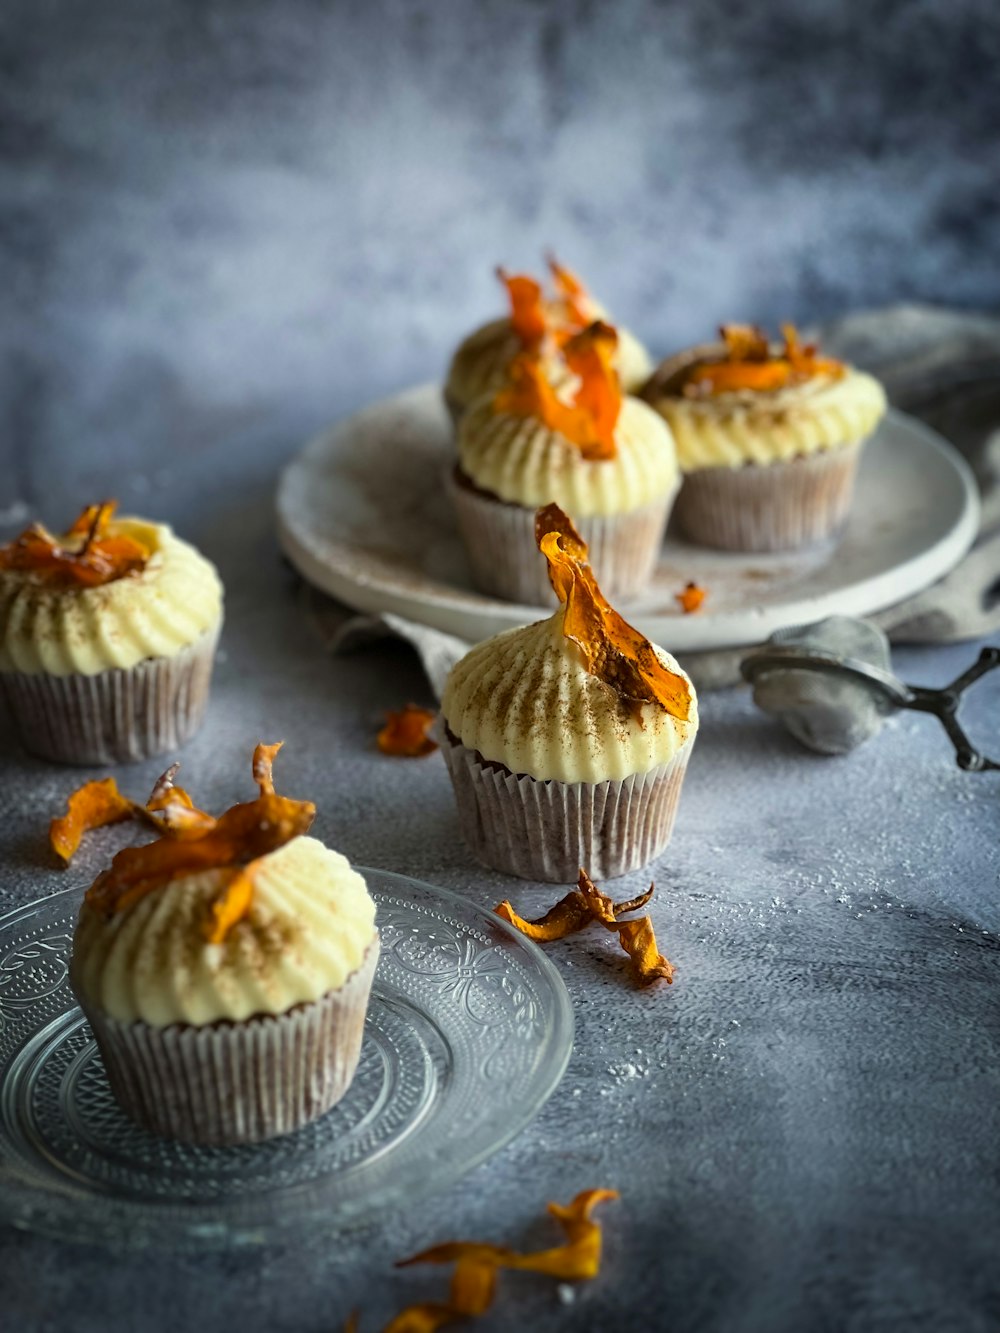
[0,868,573,1249]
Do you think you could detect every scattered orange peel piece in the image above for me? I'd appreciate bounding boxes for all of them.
[686,322,845,396]
[0,500,149,587]
[535,503,692,722]
[497,870,673,987]
[377,706,439,758]
[676,581,707,614]
[49,777,137,864]
[348,1189,617,1332]
[51,743,315,942]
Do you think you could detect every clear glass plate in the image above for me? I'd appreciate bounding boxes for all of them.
[0,868,573,1249]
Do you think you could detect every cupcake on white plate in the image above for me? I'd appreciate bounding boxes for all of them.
[64,742,379,1146]
[0,500,223,763]
[444,257,652,425]
[643,324,887,552]
[440,504,698,882]
[449,322,679,605]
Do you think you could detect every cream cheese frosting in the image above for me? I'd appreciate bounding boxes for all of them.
[0,517,223,676]
[441,607,698,784]
[445,316,652,416]
[645,346,887,472]
[457,394,678,518]
[71,836,378,1027]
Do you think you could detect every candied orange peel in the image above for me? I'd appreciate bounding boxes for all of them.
[535,503,691,722]
[546,253,596,327]
[497,268,547,345]
[377,705,439,758]
[676,581,707,614]
[51,743,315,943]
[347,1188,618,1332]
[497,869,673,988]
[685,323,845,396]
[494,321,621,458]
[0,501,149,587]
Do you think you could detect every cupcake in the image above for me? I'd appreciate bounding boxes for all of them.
[444,257,652,424]
[0,501,223,764]
[449,322,679,605]
[65,743,379,1146]
[643,324,887,552]
[439,504,698,882]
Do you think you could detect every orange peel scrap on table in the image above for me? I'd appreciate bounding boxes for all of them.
[534,502,692,722]
[685,322,845,396]
[347,1188,618,1332]
[49,742,315,943]
[494,321,622,460]
[497,869,673,988]
[676,581,707,614]
[0,500,149,587]
[377,705,439,758]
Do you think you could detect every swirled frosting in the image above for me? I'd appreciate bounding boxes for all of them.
[445,316,652,416]
[457,395,678,517]
[441,607,698,784]
[0,517,223,676]
[71,836,378,1027]
[645,345,887,471]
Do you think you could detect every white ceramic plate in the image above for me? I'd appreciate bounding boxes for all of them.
[276,384,979,650]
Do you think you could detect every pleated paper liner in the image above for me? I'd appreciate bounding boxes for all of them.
[441,733,693,883]
[448,469,678,606]
[0,621,221,764]
[73,939,379,1147]
[672,441,863,553]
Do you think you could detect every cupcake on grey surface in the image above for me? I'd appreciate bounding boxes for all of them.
[0,500,223,763]
[450,322,679,605]
[444,257,652,425]
[62,743,379,1146]
[439,504,699,883]
[643,324,887,552]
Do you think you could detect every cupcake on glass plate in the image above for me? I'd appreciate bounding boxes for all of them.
[643,324,887,552]
[0,500,223,763]
[439,504,698,882]
[444,256,652,424]
[61,742,379,1146]
[449,322,679,605]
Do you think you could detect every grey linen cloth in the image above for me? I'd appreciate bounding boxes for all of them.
[313,306,1000,694]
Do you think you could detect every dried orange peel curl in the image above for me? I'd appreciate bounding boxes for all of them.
[377,705,439,758]
[546,253,596,327]
[494,321,621,460]
[536,503,691,723]
[52,744,315,944]
[686,322,845,395]
[0,500,149,588]
[497,869,673,987]
[497,268,548,346]
[346,1189,617,1332]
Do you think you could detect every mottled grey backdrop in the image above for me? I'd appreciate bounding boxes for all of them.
[2,0,999,521]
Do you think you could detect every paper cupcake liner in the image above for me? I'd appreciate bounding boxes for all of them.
[448,471,677,605]
[0,622,221,765]
[673,443,863,553]
[75,939,379,1147]
[441,734,692,882]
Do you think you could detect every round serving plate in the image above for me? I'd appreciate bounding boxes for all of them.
[276,384,979,650]
[0,870,573,1250]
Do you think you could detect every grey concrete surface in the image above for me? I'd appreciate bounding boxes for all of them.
[2,2,1000,1328]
